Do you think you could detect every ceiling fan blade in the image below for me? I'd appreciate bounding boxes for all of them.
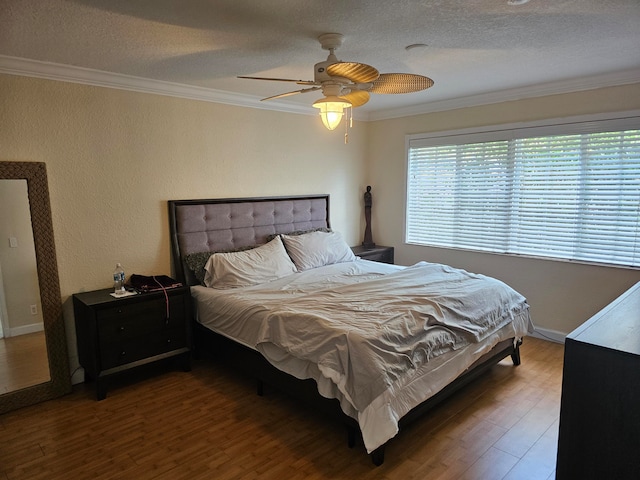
[326,62,380,83]
[261,86,322,101]
[340,90,370,107]
[369,73,434,94]
[238,75,317,86]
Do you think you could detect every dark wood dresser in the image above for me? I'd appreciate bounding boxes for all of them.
[73,286,191,400]
[556,281,640,479]
[351,245,394,264]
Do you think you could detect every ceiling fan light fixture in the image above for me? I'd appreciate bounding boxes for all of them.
[241,33,434,135]
[312,96,352,130]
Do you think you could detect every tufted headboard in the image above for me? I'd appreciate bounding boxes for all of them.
[168,195,330,286]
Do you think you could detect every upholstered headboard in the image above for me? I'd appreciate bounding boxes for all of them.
[168,195,330,285]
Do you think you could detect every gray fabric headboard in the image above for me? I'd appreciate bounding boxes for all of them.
[168,195,330,285]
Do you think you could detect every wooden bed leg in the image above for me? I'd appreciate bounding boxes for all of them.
[191,332,202,360]
[180,352,192,372]
[371,446,385,466]
[347,426,356,448]
[192,343,201,360]
[511,341,522,366]
[256,379,264,396]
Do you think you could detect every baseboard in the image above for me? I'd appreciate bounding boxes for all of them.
[71,367,85,385]
[529,327,566,344]
[5,322,44,337]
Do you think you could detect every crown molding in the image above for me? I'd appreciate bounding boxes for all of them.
[367,68,640,121]
[0,55,314,116]
[1,55,638,122]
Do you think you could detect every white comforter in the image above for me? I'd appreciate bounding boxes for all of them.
[191,260,533,452]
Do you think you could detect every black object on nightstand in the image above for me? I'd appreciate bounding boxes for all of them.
[351,245,394,264]
[73,286,191,400]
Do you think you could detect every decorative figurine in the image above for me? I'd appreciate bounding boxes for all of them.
[363,185,375,248]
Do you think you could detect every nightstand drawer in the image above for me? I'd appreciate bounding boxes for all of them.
[97,296,186,341]
[99,327,187,369]
[360,250,392,263]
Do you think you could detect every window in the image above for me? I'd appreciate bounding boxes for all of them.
[406,114,640,267]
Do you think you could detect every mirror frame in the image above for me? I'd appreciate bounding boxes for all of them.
[0,161,71,414]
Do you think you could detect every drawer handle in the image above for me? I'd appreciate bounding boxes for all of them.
[120,351,126,356]
[119,326,125,332]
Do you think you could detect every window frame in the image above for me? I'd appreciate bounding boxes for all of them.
[404,110,640,268]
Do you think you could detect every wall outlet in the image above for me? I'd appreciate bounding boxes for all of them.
[30,304,38,315]
[9,237,18,248]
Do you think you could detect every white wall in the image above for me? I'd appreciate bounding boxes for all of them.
[0,73,369,369]
[366,83,640,337]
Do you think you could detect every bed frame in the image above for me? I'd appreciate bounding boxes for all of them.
[168,194,522,466]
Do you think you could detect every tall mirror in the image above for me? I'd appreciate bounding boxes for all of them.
[0,162,71,414]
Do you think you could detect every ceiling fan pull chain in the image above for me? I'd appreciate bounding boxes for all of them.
[344,107,350,144]
[344,111,348,144]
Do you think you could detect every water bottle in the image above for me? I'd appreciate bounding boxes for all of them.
[113,263,126,295]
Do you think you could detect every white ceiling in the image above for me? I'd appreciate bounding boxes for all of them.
[1,0,639,120]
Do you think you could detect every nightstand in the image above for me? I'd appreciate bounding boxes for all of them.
[351,245,394,264]
[73,286,191,400]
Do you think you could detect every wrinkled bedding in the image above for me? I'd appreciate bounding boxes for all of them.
[191,259,533,452]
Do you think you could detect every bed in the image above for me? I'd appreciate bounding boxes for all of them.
[168,194,533,466]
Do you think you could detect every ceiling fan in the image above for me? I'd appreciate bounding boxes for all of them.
[238,33,434,132]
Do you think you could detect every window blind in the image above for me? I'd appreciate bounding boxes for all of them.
[407,127,640,267]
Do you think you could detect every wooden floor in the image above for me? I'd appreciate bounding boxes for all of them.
[0,337,563,480]
[0,331,49,394]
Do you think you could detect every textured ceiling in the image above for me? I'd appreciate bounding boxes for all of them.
[1,0,639,117]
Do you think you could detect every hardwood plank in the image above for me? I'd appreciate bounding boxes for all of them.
[502,420,559,480]
[492,385,560,458]
[0,337,564,479]
[459,447,520,480]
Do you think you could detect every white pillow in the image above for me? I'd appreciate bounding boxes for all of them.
[204,236,297,288]
[281,231,357,271]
